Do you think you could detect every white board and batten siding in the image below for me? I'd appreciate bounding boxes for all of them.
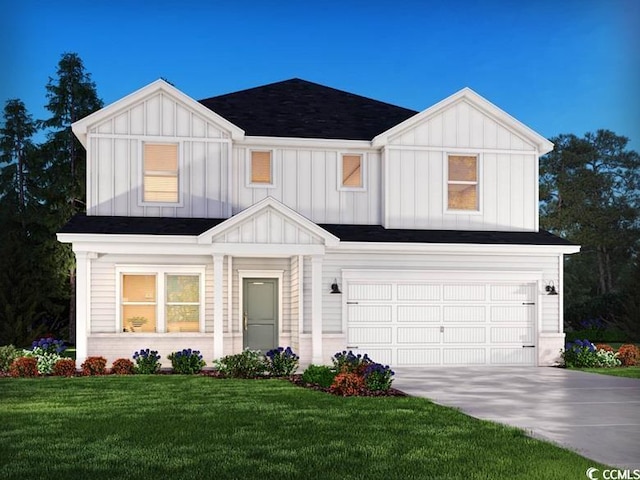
[384,98,539,231]
[232,148,382,225]
[87,91,231,218]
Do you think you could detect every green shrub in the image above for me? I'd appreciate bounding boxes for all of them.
[0,345,20,373]
[265,346,299,377]
[23,349,62,375]
[52,358,77,377]
[111,358,135,375]
[214,349,266,378]
[363,363,395,391]
[81,356,107,376]
[301,364,336,388]
[133,349,161,374]
[562,339,598,367]
[593,349,621,368]
[168,349,206,374]
[9,357,38,377]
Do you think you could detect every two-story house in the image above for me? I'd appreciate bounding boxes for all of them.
[57,78,579,368]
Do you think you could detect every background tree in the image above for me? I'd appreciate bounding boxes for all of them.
[540,130,640,337]
[40,52,103,343]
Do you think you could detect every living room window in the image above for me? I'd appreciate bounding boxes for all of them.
[447,154,479,211]
[118,266,205,333]
[339,153,366,191]
[249,150,273,186]
[143,143,179,203]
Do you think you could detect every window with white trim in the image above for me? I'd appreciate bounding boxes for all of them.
[143,143,179,203]
[118,266,204,333]
[447,154,479,211]
[339,153,366,191]
[249,150,273,185]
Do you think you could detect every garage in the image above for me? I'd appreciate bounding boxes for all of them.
[343,271,539,366]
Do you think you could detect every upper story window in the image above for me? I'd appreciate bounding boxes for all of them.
[249,150,273,186]
[447,154,479,211]
[143,143,179,203]
[339,153,365,190]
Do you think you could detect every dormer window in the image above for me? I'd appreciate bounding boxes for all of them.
[339,153,365,190]
[143,143,179,203]
[447,154,479,211]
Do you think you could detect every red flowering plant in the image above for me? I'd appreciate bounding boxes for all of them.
[81,356,107,376]
[9,357,39,378]
[111,358,135,375]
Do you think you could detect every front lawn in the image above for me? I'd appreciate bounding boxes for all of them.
[574,366,640,379]
[0,376,607,480]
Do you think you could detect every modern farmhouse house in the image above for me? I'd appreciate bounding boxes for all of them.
[57,78,579,368]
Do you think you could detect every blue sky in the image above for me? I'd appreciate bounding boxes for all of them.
[1,0,638,149]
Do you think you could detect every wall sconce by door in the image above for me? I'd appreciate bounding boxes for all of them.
[330,278,341,294]
[545,281,558,295]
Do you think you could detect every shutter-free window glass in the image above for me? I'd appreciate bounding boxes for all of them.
[166,275,200,332]
[251,151,272,184]
[342,154,363,188]
[122,275,157,332]
[448,155,478,211]
[144,143,178,202]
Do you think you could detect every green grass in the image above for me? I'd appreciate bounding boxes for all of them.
[575,366,640,378]
[0,377,608,480]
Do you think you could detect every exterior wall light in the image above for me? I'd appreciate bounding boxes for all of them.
[545,281,558,295]
[330,279,341,294]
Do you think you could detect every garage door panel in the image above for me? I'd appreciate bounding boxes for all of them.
[397,327,441,344]
[348,284,392,300]
[490,284,536,301]
[443,284,485,301]
[490,306,534,323]
[443,348,486,365]
[348,305,392,323]
[491,348,535,365]
[397,284,440,301]
[397,349,440,365]
[490,327,533,344]
[443,327,485,343]
[443,306,485,322]
[398,305,441,322]
[348,327,392,344]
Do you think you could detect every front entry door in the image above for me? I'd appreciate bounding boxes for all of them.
[243,278,278,352]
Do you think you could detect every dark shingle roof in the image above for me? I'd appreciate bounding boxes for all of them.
[60,214,573,246]
[198,78,418,140]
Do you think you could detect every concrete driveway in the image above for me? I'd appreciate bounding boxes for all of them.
[393,367,640,470]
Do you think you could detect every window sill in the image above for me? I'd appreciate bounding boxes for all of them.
[91,332,213,337]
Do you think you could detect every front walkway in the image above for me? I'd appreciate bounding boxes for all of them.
[393,367,640,470]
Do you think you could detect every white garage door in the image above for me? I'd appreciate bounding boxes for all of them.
[346,278,537,366]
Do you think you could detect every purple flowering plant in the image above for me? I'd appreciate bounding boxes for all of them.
[31,336,66,355]
[332,350,372,373]
[167,348,206,374]
[265,346,299,377]
[363,363,395,391]
[133,348,161,374]
[561,339,598,367]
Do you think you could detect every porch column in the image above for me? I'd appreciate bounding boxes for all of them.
[213,254,224,359]
[74,250,96,369]
[311,255,323,364]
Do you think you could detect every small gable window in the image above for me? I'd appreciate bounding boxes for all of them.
[250,150,273,185]
[447,154,479,211]
[340,153,365,190]
[143,143,179,203]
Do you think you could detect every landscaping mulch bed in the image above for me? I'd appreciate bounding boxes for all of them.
[289,374,407,397]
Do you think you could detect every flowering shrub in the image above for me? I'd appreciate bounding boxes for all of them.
[329,372,367,396]
[9,357,39,378]
[301,364,336,388]
[0,345,20,373]
[617,344,639,366]
[53,359,77,377]
[22,350,62,375]
[81,356,107,376]
[133,349,161,374]
[561,339,598,367]
[332,350,372,374]
[111,358,135,375]
[168,349,206,374]
[214,349,266,378]
[595,343,614,352]
[594,349,621,368]
[31,336,67,355]
[265,346,299,377]
[363,363,395,391]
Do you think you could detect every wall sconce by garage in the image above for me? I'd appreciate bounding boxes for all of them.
[330,278,341,294]
[545,281,558,295]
